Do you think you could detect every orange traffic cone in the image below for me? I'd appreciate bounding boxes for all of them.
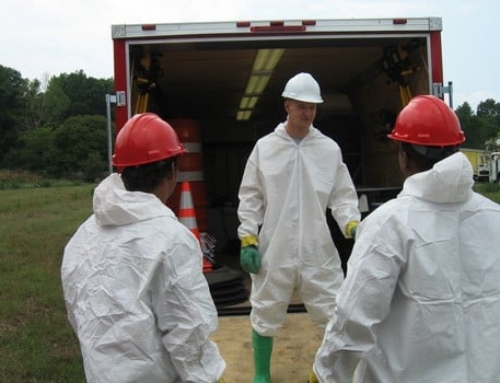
[177,181,213,273]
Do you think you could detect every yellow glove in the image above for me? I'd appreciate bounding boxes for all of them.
[345,221,359,239]
[218,378,225,383]
[241,235,258,247]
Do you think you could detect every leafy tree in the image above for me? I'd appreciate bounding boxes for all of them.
[2,68,115,179]
[4,126,55,172]
[455,100,500,150]
[21,74,69,130]
[49,70,114,118]
[39,78,71,127]
[455,102,481,148]
[455,102,474,126]
[6,114,112,182]
[0,65,27,164]
[477,98,500,121]
[46,115,110,181]
[22,78,43,128]
[476,99,500,145]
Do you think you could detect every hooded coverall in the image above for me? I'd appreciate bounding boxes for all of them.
[313,152,500,382]
[61,174,225,383]
[238,122,360,336]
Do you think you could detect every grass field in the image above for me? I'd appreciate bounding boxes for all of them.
[0,170,498,382]
[0,180,94,382]
[473,181,500,203]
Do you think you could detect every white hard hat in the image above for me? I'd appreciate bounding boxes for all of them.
[281,72,323,103]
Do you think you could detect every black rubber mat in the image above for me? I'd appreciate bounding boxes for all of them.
[205,264,249,308]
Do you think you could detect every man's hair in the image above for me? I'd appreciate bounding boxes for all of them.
[401,142,460,172]
[121,157,178,192]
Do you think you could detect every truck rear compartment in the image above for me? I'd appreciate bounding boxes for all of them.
[114,19,439,263]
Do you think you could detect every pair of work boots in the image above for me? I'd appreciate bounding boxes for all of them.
[252,330,318,383]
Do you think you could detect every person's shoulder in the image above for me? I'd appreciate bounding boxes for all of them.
[308,126,331,139]
[357,198,411,244]
[145,216,200,250]
[470,191,500,211]
[149,213,186,231]
[253,126,284,148]
[309,127,340,149]
[363,197,407,223]
[262,124,285,139]
[257,133,275,143]
[66,214,97,240]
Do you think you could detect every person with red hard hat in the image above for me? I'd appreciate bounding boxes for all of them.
[237,72,361,383]
[61,113,226,383]
[313,95,500,383]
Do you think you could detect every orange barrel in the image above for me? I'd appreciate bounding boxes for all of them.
[168,119,209,233]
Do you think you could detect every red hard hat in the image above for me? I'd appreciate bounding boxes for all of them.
[112,113,185,167]
[388,95,465,146]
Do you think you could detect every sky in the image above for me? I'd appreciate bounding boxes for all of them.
[1,0,499,111]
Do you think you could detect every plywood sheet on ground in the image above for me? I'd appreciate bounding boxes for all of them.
[211,313,323,383]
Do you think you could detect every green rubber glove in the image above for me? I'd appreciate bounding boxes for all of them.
[350,224,358,238]
[240,245,260,274]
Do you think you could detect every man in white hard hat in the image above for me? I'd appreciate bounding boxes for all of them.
[313,96,500,382]
[237,72,361,383]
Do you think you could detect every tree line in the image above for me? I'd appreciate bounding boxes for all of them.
[455,100,500,151]
[0,65,114,181]
[1,63,499,182]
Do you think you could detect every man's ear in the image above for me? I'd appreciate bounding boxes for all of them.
[284,99,291,113]
[399,149,415,177]
[167,161,177,181]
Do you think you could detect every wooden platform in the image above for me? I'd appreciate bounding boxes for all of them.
[211,312,323,382]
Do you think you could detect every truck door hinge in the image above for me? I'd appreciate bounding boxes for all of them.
[432,81,454,108]
[116,91,126,106]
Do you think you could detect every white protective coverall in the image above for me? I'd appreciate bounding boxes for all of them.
[313,152,500,383]
[61,174,225,383]
[238,122,360,336]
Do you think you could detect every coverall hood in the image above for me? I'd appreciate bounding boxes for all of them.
[399,151,474,203]
[93,173,174,226]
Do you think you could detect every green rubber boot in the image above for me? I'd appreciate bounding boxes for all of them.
[252,329,273,383]
[307,370,319,383]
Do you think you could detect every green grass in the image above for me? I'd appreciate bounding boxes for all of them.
[473,181,500,204]
[0,169,85,190]
[0,182,94,382]
[0,169,498,382]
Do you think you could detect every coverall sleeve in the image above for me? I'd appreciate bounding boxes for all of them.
[328,158,361,236]
[237,149,265,240]
[314,217,404,382]
[151,232,225,383]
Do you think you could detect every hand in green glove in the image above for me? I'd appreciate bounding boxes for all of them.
[350,224,358,239]
[240,245,260,274]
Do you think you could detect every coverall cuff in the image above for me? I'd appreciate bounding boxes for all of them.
[345,220,359,238]
[241,235,258,247]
